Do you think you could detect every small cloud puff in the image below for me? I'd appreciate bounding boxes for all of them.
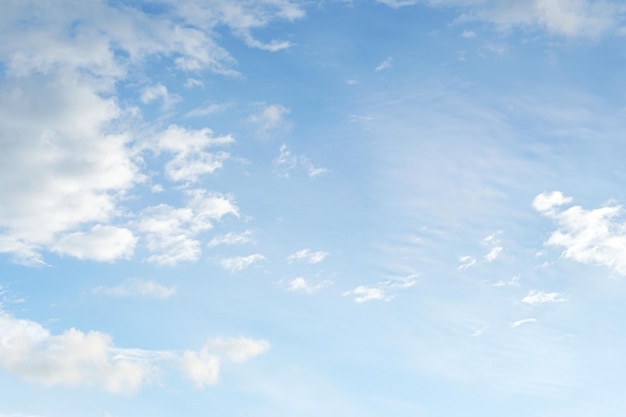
[280,277,332,294]
[522,290,566,305]
[220,254,265,273]
[343,274,417,303]
[274,144,329,178]
[375,56,393,72]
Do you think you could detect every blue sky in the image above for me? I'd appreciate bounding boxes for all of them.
[2,0,626,416]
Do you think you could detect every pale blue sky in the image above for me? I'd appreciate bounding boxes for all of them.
[2,1,626,416]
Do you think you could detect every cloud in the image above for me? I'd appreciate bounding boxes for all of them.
[274,144,329,178]
[93,278,176,299]
[280,277,332,294]
[149,125,234,183]
[180,337,269,388]
[184,103,230,119]
[136,190,239,265]
[511,318,536,328]
[220,254,265,273]
[140,84,179,109]
[457,255,477,270]
[461,30,476,38]
[374,56,393,72]
[493,274,521,287]
[287,249,328,264]
[376,0,625,38]
[0,310,269,393]
[51,225,137,262]
[249,104,291,138]
[343,274,417,303]
[522,290,566,305]
[534,192,626,275]
[485,246,503,262]
[207,230,254,247]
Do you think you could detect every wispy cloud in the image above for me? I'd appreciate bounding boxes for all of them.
[273,144,329,178]
[207,231,254,248]
[93,278,176,299]
[343,274,417,303]
[374,56,393,72]
[280,277,332,294]
[287,249,328,264]
[220,254,265,273]
[511,318,536,328]
[249,104,291,138]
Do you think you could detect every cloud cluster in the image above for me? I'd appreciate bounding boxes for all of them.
[0,310,269,393]
[534,191,626,275]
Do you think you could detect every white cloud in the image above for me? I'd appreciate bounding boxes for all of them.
[485,246,503,263]
[207,230,254,247]
[374,56,393,72]
[493,274,521,287]
[185,103,229,119]
[534,192,626,275]
[180,337,269,388]
[93,278,176,299]
[522,290,566,305]
[511,318,536,328]
[140,84,178,108]
[343,274,417,303]
[274,144,329,178]
[458,255,477,270]
[287,249,328,264]
[376,0,624,38]
[136,190,239,265]
[462,30,476,38]
[280,277,332,294]
[220,254,265,273]
[150,125,234,183]
[0,310,269,393]
[51,225,136,262]
[249,104,291,138]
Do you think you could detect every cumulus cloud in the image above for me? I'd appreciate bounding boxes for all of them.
[287,249,328,264]
[274,144,329,178]
[93,278,176,299]
[280,277,332,294]
[51,225,137,262]
[343,274,417,303]
[0,310,269,393]
[522,290,566,305]
[136,190,239,265]
[534,191,626,275]
[220,254,265,273]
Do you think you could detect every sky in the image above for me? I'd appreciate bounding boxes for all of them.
[2,0,626,416]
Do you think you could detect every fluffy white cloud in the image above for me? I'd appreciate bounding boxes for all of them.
[280,277,332,294]
[93,278,176,299]
[274,144,329,178]
[522,290,566,305]
[535,192,626,275]
[52,225,136,262]
[220,254,265,273]
[287,249,328,264]
[136,190,239,265]
[485,246,503,263]
[0,310,269,393]
[207,230,254,247]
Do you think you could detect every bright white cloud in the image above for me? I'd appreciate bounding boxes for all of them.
[493,274,521,287]
[511,318,536,328]
[51,225,136,262]
[287,249,328,264]
[535,192,626,275]
[374,56,393,72]
[136,190,239,265]
[274,144,329,178]
[522,290,566,305]
[280,277,332,294]
[93,278,176,299]
[140,84,170,104]
[485,246,503,263]
[458,255,477,270]
[220,254,265,273]
[207,230,254,248]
